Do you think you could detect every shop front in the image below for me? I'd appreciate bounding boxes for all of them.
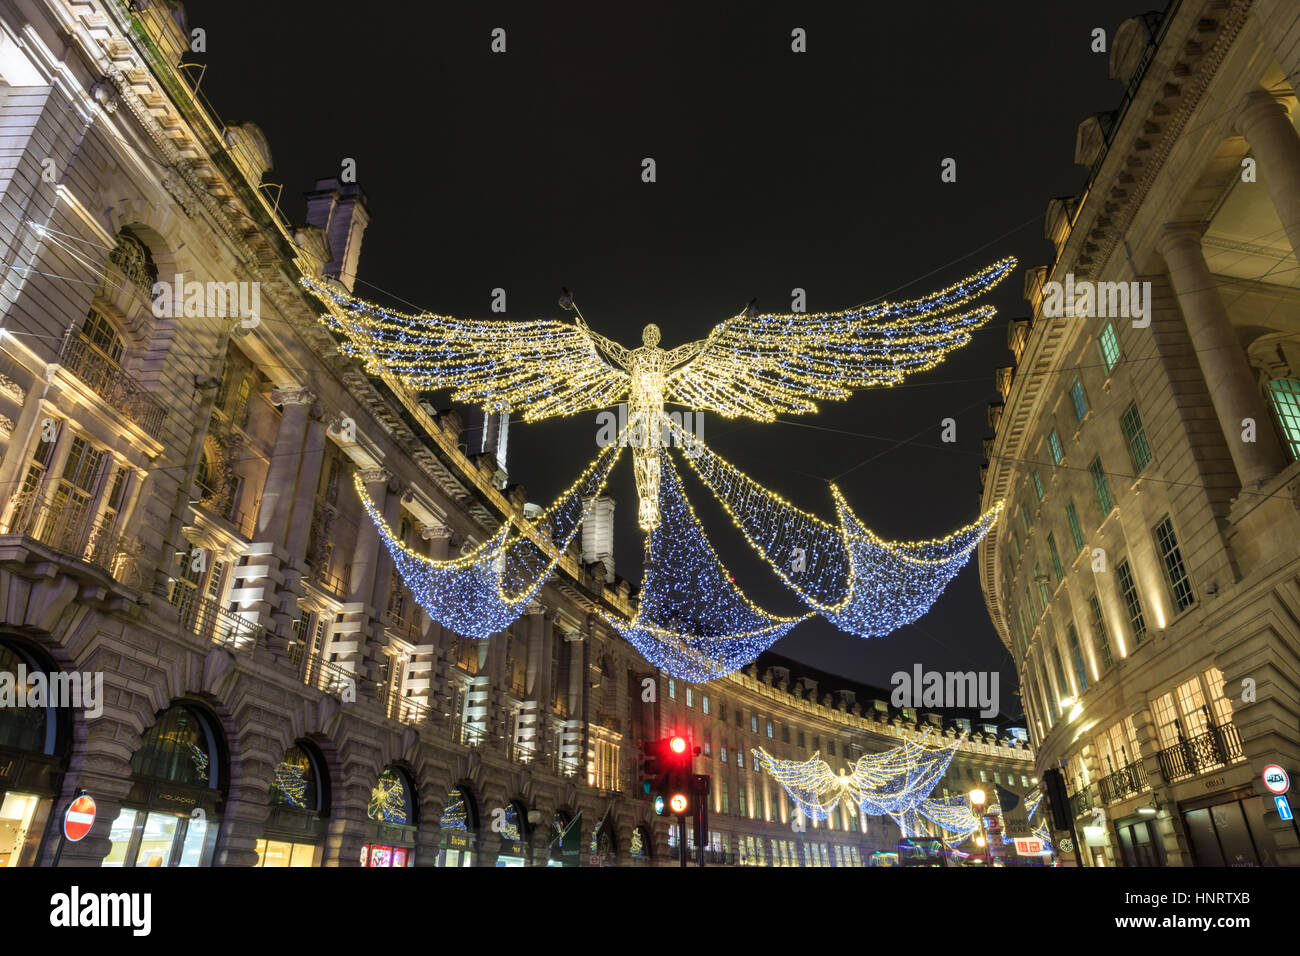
[1179,786,1296,867]
[0,640,69,867]
[1112,814,1167,867]
[103,702,225,867]
[436,785,477,866]
[362,765,417,866]
[494,802,530,866]
[256,742,329,867]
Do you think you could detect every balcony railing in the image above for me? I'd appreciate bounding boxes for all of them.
[1157,723,1245,783]
[60,331,167,439]
[1097,761,1149,804]
[1068,783,1096,819]
[387,692,431,726]
[175,592,266,650]
[6,491,142,588]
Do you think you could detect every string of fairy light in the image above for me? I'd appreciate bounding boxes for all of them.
[354,439,624,640]
[601,450,811,681]
[301,256,1014,676]
[752,738,959,823]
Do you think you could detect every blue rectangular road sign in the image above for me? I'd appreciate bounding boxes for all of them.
[1277,795,1293,821]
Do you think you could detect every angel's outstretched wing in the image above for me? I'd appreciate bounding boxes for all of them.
[668,257,1016,420]
[752,748,843,814]
[301,277,630,421]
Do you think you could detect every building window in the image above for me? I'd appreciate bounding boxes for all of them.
[1089,594,1113,671]
[781,725,790,743]
[1098,322,1121,373]
[1052,644,1070,706]
[1067,623,1088,693]
[668,679,675,700]
[1089,456,1113,518]
[751,715,758,733]
[766,720,774,739]
[1069,379,1088,421]
[797,731,805,748]
[1121,401,1153,472]
[722,783,729,814]
[702,695,710,715]
[1267,379,1300,460]
[1116,559,1147,644]
[82,307,125,364]
[1154,516,1194,613]
[1021,503,1031,532]
[685,687,693,708]
[1065,498,1085,553]
[736,750,744,769]
[1047,532,1063,581]
[1032,470,1044,501]
[1048,429,1063,465]
[1035,563,1049,608]
[720,746,728,764]
[738,787,747,817]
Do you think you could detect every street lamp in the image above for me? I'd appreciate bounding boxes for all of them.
[970,788,990,867]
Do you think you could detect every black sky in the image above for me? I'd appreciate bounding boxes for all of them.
[182,0,1163,714]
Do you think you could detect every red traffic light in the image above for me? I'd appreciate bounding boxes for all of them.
[669,735,687,754]
[669,792,689,814]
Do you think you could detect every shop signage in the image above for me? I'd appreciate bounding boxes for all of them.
[1012,838,1045,855]
[1204,776,1224,789]
[0,758,13,778]
[442,832,469,850]
[1262,765,1289,795]
[1277,796,1293,822]
[63,794,96,842]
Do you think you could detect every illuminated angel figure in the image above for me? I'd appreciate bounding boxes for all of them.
[302,257,1015,532]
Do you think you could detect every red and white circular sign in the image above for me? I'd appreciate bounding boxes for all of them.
[1262,765,1290,795]
[63,794,96,842]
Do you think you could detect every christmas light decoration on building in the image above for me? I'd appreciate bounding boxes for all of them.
[603,451,810,681]
[303,257,1014,532]
[354,440,623,640]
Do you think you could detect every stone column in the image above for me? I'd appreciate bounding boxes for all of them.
[283,404,328,572]
[1237,89,1300,268]
[326,468,390,688]
[1156,224,1287,490]
[254,386,315,548]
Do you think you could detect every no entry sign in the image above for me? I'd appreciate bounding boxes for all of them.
[63,794,96,842]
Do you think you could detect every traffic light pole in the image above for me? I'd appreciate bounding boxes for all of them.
[694,774,710,868]
[678,814,687,867]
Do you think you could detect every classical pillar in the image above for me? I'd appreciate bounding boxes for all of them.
[348,468,390,605]
[255,386,315,548]
[283,404,328,569]
[1156,224,1287,489]
[1237,89,1300,268]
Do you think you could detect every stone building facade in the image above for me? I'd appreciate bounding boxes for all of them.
[0,0,1034,868]
[978,1,1300,867]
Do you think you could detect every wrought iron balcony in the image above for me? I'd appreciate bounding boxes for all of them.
[174,592,267,651]
[1097,761,1149,804]
[1068,783,1096,818]
[5,490,142,588]
[1157,722,1245,783]
[59,331,167,439]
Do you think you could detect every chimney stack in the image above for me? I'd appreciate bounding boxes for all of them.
[304,177,370,291]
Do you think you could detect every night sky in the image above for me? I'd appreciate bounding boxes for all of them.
[184,0,1161,715]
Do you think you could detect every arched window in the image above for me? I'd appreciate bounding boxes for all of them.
[106,703,225,867]
[269,744,322,812]
[0,640,72,867]
[129,703,220,789]
[362,766,418,867]
[257,742,328,867]
[437,786,477,867]
[108,227,158,293]
[366,767,414,825]
[81,306,125,364]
